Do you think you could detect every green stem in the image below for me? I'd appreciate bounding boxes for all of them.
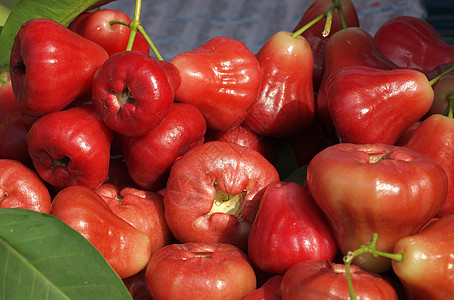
[429,65,454,86]
[291,0,342,38]
[343,233,404,300]
[335,0,348,29]
[447,95,454,118]
[137,25,163,60]
[126,0,142,52]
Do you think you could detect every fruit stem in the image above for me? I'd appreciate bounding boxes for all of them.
[291,0,343,38]
[343,233,404,300]
[446,95,454,118]
[429,65,454,86]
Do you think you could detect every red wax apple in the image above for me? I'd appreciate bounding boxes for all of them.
[244,31,315,138]
[281,260,398,299]
[50,185,152,279]
[122,270,152,300]
[204,122,277,162]
[26,105,114,190]
[0,159,51,213]
[404,114,454,217]
[242,275,283,300]
[306,143,448,273]
[92,51,179,137]
[9,18,109,127]
[95,183,173,255]
[374,16,454,75]
[316,27,398,126]
[116,102,206,191]
[69,9,150,56]
[425,62,454,117]
[248,181,338,274]
[170,36,261,131]
[144,242,257,300]
[392,214,454,299]
[326,66,434,145]
[292,0,360,91]
[164,141,280,250]
[0,80,30,166]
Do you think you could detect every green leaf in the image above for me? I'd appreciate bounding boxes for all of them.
[0,0,115,71]
[0,208,132,300]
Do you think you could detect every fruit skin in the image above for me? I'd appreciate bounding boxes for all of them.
[374,15,454,75]
[392,214,454,300]
[163,141,280,251]
[92,51,178,137]
[281,260,398,300]
[26,105,114,190]
[144,242,257,300]
[326,66,434,145]
[242,274,283,300]
[292,0,360,91]
[404,114,454,217]
[170,36,261,131]
[0,159,51,213]
[116,102,206,191]
[244,31,315,138]
[50,185,152,279]
[9,18,109,128]
[247,181,338,274]
[68,8,150,56]
[306,143,448,273]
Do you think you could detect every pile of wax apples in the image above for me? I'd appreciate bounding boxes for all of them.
[2,0,454,298]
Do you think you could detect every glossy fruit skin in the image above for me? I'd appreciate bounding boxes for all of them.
[248,181,338,274]
[116,102,206,191]
[306,143,448,273]
[244,31,315,138]
[170,36,261,131]
[9,18,109,127]
[26,105,114,190]
[392,214,454,300]
[326,66,434,145]
[144,242,257,300]
[163,141,280,251]
[95,183,173,255]
[50,185,152,279]
[0,81,30,165]
[374,16,454,75]
[404,114,454,217]
[69,9,150,56]
[92,51,178,137]
[281,260,398,300]
[242,274,283,300]
[0,159,51,213]
[292,0,360,91]
[315,27,398,126]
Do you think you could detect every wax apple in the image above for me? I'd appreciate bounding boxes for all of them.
[306,143,448,273]
[144,242,256,300]
[404,114,454,216]
[326,66,434,145]
[0,159,51,213]
[281,260,398,299]
[374,16,454,74]
[95,183,173,255]
[69,9,150,56]
[26,105,113,190]
[244,31,315,138]
[92,51,179,137]
[392,214,454,299]
[292,0,359,91]
[248,181,337,274]
[116,102,206,191]
[204,122,277,162]
[243,275,283,300]
[164,141,280,250]
[122,270,152,300]
[170,36,261,131]
[50,185,152,279]
[9,18,109,127]
[425,63,454,117]
[0,81,30,165]
[316,27,398,126]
